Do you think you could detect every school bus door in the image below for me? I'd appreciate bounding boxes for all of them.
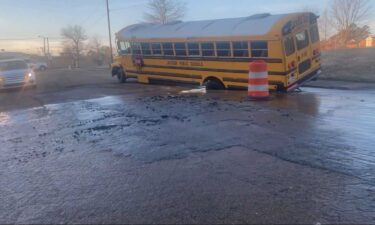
[283,35,298,85]
[294,29,312,78]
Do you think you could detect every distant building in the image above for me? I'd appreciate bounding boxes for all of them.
[365,36,375,47]
[322,35,375,50]
[348,36,375,48]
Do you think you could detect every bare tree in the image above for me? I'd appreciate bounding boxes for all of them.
[330,0,372,44]
[319,9,332,41]
[144,0,187,24]
[88,36,109,66]
[60,43,76,68]
[61,25,87,68]
[90,35,102,54]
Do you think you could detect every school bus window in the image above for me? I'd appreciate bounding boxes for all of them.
[233,41,249,57]
[295,30,310,50]
[162,43,174,56]
[174,43,187,56]
[141,43,151,55]
[309,14,318,24]
[251,41,268,57]
[131,43,141,55]
[284,37,295,56]
[216,42,231,57]
[201,42,215,57]
[310,26,320,43]
[118,41,131,55]
[188,43,200,56]
[151,43,162,55]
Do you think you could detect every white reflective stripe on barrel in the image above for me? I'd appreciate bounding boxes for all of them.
[249,71,268,78]
[248,85,269,91]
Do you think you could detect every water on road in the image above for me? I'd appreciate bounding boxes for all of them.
[1,86,375,223]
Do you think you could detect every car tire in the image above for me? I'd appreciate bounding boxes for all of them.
[117,68,127,83]
[39,66,47,71]
[28,84,37,89]
[204,78,225,90]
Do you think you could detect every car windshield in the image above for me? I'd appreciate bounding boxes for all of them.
[0,61,28,71]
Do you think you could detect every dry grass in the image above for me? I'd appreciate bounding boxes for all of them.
[320,48,375,83]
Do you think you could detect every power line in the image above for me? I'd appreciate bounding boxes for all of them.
[85,13,107,29]
[106,0,114,63]
[79,1,103,26]
[0,37,65,41]
[0,38,39,41]
[110,2,146,12]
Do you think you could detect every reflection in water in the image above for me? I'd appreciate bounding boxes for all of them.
[180,87,207,94]
[272,88,375,182]
[269,91,321,116]
[1,88,375,183]
[85,96,125,106]
[45,96,127,122]
[0,112,10,125]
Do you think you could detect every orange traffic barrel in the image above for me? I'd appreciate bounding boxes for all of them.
[248,60,269,99]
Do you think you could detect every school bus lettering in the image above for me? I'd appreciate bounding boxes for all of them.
[167,61,177,66]
[190,61,203,67]
[179,61,189,66]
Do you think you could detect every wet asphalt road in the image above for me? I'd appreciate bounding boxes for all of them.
[1,69,375,224]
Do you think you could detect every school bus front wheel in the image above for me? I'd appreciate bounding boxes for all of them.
[112,67,127,83]
[203,77,225,90]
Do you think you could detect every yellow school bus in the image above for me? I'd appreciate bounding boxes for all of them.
[112,12,321,92]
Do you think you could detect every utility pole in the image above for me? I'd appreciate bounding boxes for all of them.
[47,37,50,56]
[38,35,47,57]
[43,37,46,57]
[46,37,51,66]
[106,0,114,64]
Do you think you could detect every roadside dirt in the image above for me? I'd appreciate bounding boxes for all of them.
[320,48,375,82]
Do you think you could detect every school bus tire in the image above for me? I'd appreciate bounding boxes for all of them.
[204,77,225,90]
[116,68,127,83]
[276,83,286,92]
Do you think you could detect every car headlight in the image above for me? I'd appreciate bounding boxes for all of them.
[24,72,34,79]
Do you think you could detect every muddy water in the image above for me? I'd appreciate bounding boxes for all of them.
[1,86,375,223]
[1,87,374,185]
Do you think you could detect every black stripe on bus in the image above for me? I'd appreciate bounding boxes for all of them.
[149,78,201,86]
[143,64,296,76]
[223,78,288,83]
[126,70,202,79]
[144,64,248,74]
[126,67,297,82]
[228,81,285,90]
[223,78,248,83]
[312,53,321,60]
[142,55,283,63]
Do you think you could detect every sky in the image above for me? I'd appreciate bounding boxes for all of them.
[0,0,374,54]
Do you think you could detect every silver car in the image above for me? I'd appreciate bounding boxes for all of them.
[0,59,36,89]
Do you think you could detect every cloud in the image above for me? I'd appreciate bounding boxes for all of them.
[0,16,6,28]
[370,21,375,34]
[0,40,41,53]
